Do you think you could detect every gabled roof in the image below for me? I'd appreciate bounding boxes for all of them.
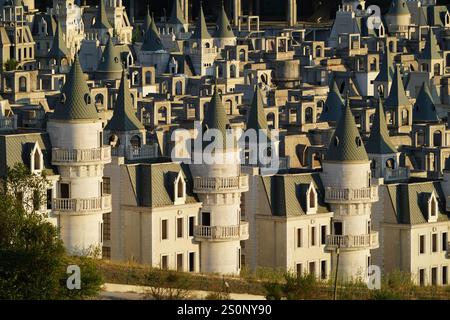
[325,99,369,162]
[366,99,397,154]
[419,29,441,60]
[386,0,411,16]
[93,0,112,30]
[105,71,144,132]
[213,2,234,39]
[168,0,186,25]
[48,19,70,60]
[385,65,410,108]
[260,172,330,217]
[386,182,450,225]
[413,82,439,123]
[52,54,99,121]
[375,47,394,82]
[191,4,211,40]
[97,37,122,75]
[141,14,164,52]
[319,78,344,123]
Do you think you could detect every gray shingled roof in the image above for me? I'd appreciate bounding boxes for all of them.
[97,37,123,76]
[325,99,369,162]
[385,65,410,108]
[413,82,439,123]
[141,15,164,52]
[319,78,344,123]
[168,0,186,25]
[386,0,411,16]
[105,71,144,132]
[191,4,211,40]
[52,54,99,121]
[48,19,70,60]
[0,133,55,178]
[419,29,441,60]
[213,3,234,39]
[93,0,112,30]
[386,182,450,225]
[260,173,330,217]
[125,162,198,208]
[375,47,394,83]
[246,86,270,143]
[366,99,397,154]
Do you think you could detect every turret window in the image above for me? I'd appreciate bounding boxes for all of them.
[306,183,318,214]
[427,192,438,222]
[174,172,186,205]
[30,142,43,173]
[355,137,362,147]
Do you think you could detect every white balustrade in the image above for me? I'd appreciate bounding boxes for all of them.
[52,146,111,164]
[193,175,249,192]
[325,186,378,202]
[325,232,379,250]
[194,222,249,241]
[52,194,112,214]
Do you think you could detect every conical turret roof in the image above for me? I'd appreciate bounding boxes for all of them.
[97,37,122,76]
[48,19,70,60]
[52,54,98,121]
[385,65,410,108]
[105,71,144,132]
[413,82,439,123]
[419,29,441,60]
[375,47,394,83]
[144,5,152,32]
[386,0,410,16]
[325,99,369,162]
[366,99,397,154]
[168,0,186,25]
[191,4,211,40]
[142,14,164,52]
[247,85,268,131]
[93,0,112,30]
[319,78,344,123]
[213,2,234,39]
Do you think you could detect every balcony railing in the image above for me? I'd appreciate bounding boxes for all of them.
[384,167,410,182]
[111,144,159,160]
[325,232,379,250]
[193,175,249,193]
[52,195,112,215]
[194,222,249,241]
[325,186,378,203]
[0,115,17,130]
[52,146,111,164]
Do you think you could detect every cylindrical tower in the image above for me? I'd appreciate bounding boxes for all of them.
[48,55,111,255]
[320,101,379,281]
[189,87,249,275]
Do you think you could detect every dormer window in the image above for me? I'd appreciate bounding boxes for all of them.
[306,183,318,214]
[428,192,438,222]
[174,171,186,205]
[30,142,43,173]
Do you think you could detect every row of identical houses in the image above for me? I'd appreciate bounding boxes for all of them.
[0,0,449,286]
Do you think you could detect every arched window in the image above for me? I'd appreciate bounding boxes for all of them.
[370,58,377,71]
[401,109,409,126]
[175,81,183,95]
[239,49,246,61]
[433,130,442,147]
[386,158,395,169]
[177,178,184,198]
[305,107,313,124]
[230,64,237,78]
[434,63,440,76]
[417,130,425,146]
[19,76,27,92]
[130,135,141,148]
[145,71,152,85]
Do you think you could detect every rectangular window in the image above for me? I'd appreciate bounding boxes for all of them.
[321,225,327,245]
[432,233,438,253]
[311,227,316,246]
[189,217,195,237]
[46,189,52,210]
[443,266,448,285]
[419,235,425,254]
[177,217,183,238]
[296,263,302,276]
[103,213,111,241]
[431,267,437,286]
[334,221,343,235]
[321,260,327,280]
[177,253,183,271]
[296,228,303,248]
[161,255,168,270]
[103,177,111,195]
[443,232,448,252]
[202,212,211,226]
[189,252,195,272]
[102,246,111,260]
[419,269,425,286]
[309,261,316,277]
[161,219,168,240]
[60,183,70,199]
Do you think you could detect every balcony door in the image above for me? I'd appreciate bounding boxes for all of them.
[333,221,343,236]
[60,183,70,199]
[202,212,211,226]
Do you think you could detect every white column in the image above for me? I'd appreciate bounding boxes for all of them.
[233,0,241,27]
[287,0,297,26]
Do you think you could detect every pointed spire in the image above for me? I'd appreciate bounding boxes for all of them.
[247,85,268,131]
[319,78,344,123]
[93,0,112,30]
[105,70,144,132]
[168,0,186,25]
[385,65,410,108]
[366,99,397,154]
[144,5,152,32]
[48,18,70,60]
[191,2,212,40]
[214,1,234,39]
[420,29,441,60]
[325,99,368,162]
[97,36,122,77]
[142,13,164,51]
[413,82,439,123]
[375,46,394,83]
[53,54,98,121]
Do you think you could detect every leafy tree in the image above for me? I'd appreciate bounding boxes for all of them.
[4,59,19,72]
[0,164,103,299]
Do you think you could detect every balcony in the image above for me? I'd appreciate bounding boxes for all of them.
[193,175,249,193]
[52,195,112,215]
[194,222,249,241]
[325,232,379,251]
[52,146,111,165]
[111,144,159,160]
[325,186,378,203]
[0,115,17,130]
[384,167,409,182]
